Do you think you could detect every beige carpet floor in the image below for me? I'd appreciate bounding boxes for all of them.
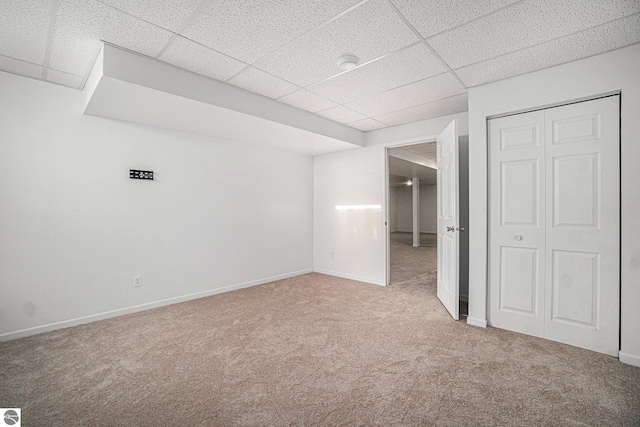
[389,232,437,285]
[1,272,639,426]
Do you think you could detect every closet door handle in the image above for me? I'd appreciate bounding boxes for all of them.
[447,226,455,232]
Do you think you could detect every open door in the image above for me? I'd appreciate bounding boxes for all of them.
[436,120,460,320]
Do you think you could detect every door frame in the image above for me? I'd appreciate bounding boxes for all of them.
[384,138,437,286]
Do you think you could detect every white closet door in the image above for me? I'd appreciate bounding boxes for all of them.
[488,96,620,356]
[489,110,546,337]
[543,97,620,356]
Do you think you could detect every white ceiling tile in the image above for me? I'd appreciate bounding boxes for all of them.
[49,0,174,75]
[345,72,466,117]
[45,68,83,88]
[227,67,299,99]
[347,118,387,131]
[97,0,205,32]
[0,55,43,78]
[255,0,419,87]
[455,14,640,87]
[373,93,468,126]
[278,89,337,113]
[429,0,640,69]
[159,37,247,81]
[316,105,367,124]
[309,43,448,104]
[0,0,51,64]
[390,0,518,38]
[404,144,437,158]
[182,0,363,64]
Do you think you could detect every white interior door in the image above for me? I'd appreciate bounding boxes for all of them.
[437,120,459,320]
[488,96,620,356]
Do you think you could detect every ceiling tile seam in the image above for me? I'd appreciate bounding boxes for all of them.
[224,66,303,99]
[47,67,84,79]
[40,0,60,80]
[41,75,84,90]
[0,54,44,68]
[93,39,252,91]
[224,65,256,83]
[274,88,337,108]
[371,92,468,120]
[315,103,369,118]
[383,0,468,89]
[153,0,215,59]
[347,117,387,126]
[450,12,640,76]
[303,41,424,89]
[90,0,246,72]
[93,0,178,35]
[0,69,43,83]
[72,1,240,89]
[163,34,253,70]
[0,69,76,91]
[338,70,454,105]
[462,39,640,88]
[420,0,528,40]
[249,0,372,67]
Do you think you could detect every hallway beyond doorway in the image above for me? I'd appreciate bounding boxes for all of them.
[389,231,467,317]
[389,232,436,285]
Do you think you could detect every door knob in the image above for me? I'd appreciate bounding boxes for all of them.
[447,226,455,232]
[456,226,465,232]
[515,235,523,241]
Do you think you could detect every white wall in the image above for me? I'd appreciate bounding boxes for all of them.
[313,145,386,284]
[0,72,313,340]
[395,184,437,233]
[467,44,640,367]
[314,115,469,287]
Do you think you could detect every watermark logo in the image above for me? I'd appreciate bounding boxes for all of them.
[2,409,20,426]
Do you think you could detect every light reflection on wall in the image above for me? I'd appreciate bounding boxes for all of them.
[335,204,382,211]
[335,205,382,240]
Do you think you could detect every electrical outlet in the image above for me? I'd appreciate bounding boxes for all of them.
[133,275,142,288]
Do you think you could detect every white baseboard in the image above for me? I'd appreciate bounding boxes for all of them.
[619,351,640,367]
[0,269,313,342]
[313,268,386,286]
[466,317,488,328]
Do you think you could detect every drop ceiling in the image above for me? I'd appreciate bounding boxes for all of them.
[2,0,639,131]
[388,143,437,185]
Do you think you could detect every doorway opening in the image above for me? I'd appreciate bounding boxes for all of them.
[385,136,469,319]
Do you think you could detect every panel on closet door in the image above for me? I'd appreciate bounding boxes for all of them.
[552,153,600,228]
[501,159,539,227]
[551,113,600,145]
[499,246,539,315]
[500,123,540,151]
[551,250,599,327]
